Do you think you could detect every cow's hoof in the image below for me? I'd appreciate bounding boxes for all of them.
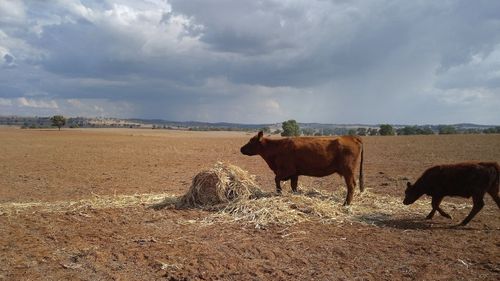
[341,204,352,213]
[451,223,467,228]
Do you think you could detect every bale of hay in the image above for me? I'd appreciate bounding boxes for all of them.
[177,162,265,208]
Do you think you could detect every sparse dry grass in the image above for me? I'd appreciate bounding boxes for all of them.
[0,193,175,216]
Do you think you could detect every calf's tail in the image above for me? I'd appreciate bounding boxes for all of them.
[359,142,365,192]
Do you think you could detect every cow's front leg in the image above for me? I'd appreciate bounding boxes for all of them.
[274,176,282,194]
[290,175,299,193]
[343,172,356,206]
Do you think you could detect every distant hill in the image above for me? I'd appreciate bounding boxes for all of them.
[0,115,498,135]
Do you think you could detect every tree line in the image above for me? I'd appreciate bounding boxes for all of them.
[12,115,500,135]
[280,120,500,137]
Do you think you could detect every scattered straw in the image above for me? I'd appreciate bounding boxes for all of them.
[0,193,175,216]
[202,187,472,228]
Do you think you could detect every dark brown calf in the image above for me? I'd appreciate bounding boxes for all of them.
[240,131,364,205]
[403,162,500,226]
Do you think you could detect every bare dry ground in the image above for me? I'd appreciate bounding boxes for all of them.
[1,128,499,280]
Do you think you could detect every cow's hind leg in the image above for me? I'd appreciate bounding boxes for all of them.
[291,175,299,193]
[343,172,356,206]
[459,194,485,226]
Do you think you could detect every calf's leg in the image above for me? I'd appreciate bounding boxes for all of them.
[426,208,436,220]
[434,196,452,219]
[426,196,439,219]
[459,194,485,226]
[489,192,500,209]
[427,196,452,220]
[487,184,500,209]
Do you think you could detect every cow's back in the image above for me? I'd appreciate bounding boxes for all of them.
[421,162,498,197]
[287,136,362,177]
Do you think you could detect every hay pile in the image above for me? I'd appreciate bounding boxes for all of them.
[176,161,265,208]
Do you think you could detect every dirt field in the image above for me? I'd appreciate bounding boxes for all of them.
[1,128,499,280]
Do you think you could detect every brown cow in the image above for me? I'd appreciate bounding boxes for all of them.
[240,131,364,205]
[403,162,500,226]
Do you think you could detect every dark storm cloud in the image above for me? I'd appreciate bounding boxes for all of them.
[0,0,499,123]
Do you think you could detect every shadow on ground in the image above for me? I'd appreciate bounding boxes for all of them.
[355,215,484,230]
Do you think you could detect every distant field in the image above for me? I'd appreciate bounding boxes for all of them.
[1,128,499,202]
[1,128,499,280]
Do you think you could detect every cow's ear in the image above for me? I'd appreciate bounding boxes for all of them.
[257,130,264,141]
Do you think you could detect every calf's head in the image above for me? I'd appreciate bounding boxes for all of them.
[240,131,264,156]
[403,182,424,205]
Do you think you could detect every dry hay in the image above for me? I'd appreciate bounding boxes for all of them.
[0,193,176,216]
[203,187,472,228]
[175,161,265,208]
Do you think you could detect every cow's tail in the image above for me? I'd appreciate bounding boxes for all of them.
[491,162,500,209]
[359,140,365,193]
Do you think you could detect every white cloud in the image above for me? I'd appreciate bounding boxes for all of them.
[62,98,135,118]
[0,0,26,24]
[434,88,496,106]
[0,97,13,106]
[17,97,59,108]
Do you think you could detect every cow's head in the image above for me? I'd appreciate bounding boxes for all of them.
[240,131,264,156]
[403,182,424,205]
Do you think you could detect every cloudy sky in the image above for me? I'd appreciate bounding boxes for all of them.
[1,0,499,124]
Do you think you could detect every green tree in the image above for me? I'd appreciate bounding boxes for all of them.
[367,128,378,136]
[50,115,66,131]
[281,120,300,137]
[347,129,357,136]
[379,124,395,136]
[483,127,500,134]
[416,126,434,135]
[438,125,457,135]
[301,128,315,136]
[397,126,417,135]
[356,127,367,136]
